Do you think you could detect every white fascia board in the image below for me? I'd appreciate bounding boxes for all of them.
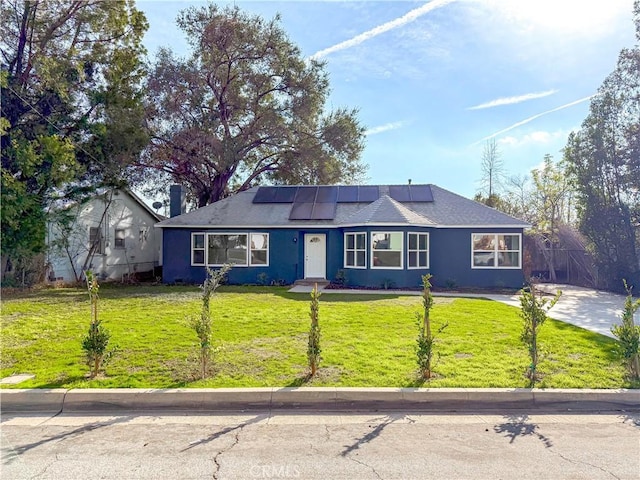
[156,222,528,229]
[155,223,336,229]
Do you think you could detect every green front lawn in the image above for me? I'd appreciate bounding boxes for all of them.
[0,285,630,389]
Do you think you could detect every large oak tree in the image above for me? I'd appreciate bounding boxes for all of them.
[140,4,366,208]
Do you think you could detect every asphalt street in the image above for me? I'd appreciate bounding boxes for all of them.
[2,410,639,480]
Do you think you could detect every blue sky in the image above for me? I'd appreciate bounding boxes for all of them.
[137,0,637,198]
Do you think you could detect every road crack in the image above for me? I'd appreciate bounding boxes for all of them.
[212,427,242,480]
[346,454,383,480]
[29,457,57,480]
[550,449,621,480]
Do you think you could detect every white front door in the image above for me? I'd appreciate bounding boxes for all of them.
[304,234,326,279]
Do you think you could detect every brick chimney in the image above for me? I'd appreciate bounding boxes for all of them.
[169,185,186,218]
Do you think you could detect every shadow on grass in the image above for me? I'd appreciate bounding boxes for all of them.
[405,377,427,388]
[4,283,419,304]
[286,373,313,387]
[274,290,409,303]
[32,374,91,389]
[29,373,194,390]
[493,414,553,448]
[1,288,88,303]
[1,284,199,302]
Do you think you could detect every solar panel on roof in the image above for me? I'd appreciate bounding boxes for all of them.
[274,187,297,203]
[294,186,317,203]
[253,186,300,203]
[310,202,337,220]
[409,185,434,202]
[289,202,314,220]
[358,186,379,202]
[253,186,278,203]
[316,186,338,203]
[337,186,358,202]
[389,185,411,202]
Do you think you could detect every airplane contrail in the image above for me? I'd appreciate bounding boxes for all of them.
[472,94,596,145]
[468,90,558,110]
[309,0,457,60]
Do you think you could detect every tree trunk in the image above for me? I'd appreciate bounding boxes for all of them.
[92,356,100,378]
[632,354,640,381]
[548,246,557,282]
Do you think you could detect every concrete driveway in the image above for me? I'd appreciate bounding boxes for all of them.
[534,284,628,339]
[436,284,627,339]
[458,284,627,339]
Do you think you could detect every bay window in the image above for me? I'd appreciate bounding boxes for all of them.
[408,233,429,269]
[344,232,366,268]
[371,232,403,269]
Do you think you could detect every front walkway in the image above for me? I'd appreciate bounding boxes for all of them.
[288,283,629,339]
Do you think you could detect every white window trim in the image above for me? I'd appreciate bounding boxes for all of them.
[471,233,522,269]
[191,233,206,266]
[114,228,126,249]
[407,232,430,269]
[371,231,404,270]
[191,232,270,267]
[344,232,367,269]
[249,233,269,267]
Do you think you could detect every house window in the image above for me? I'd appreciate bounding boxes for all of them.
[139,227,148,245]
[371,232,403,269]
[192,233,205,266]
[114,229,125,249]
[250,233,269,266]
[472,233,521,269]
[344,232,366,268]
[192,233,269,267]
[408,233,429,269]
[207,234,248,266]
[89,227,105,254]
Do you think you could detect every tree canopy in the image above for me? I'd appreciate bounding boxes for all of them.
[563,1,640,291]
[1,0,148,270]
[139,4,366,208]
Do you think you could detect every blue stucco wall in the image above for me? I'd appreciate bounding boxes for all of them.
[428,227,525,289]
[161,226,525,289]
[162,228,307,285]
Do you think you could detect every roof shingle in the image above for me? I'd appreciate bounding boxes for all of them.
[155,184,528,228]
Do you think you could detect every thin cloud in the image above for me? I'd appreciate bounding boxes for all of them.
[498,129,568,147]
[468,90,558,110]
[365,121,406,136]
[472,95,596,145]
[310,0,457,60]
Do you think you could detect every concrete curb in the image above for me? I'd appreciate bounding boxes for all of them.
[2,388,638,413]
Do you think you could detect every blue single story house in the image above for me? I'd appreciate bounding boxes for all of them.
[156,184,529,289]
